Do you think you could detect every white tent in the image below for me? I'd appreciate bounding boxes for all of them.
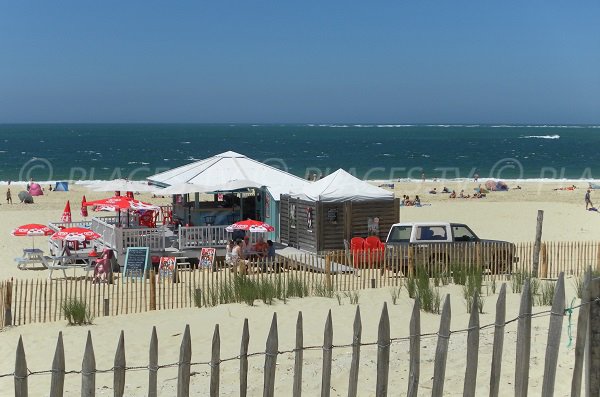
[146,151,310,200]
[84,179,156,193]
[290,169,394,202]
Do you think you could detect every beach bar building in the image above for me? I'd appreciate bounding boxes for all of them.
[146,151,310,242]
[279,169,400,253]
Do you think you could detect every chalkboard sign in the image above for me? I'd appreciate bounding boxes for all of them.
[123,247,150,280]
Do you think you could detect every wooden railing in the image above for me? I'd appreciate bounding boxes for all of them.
[6,273,600,396]
[178,225,231,249]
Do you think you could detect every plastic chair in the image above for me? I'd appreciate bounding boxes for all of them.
[350,237,365,268]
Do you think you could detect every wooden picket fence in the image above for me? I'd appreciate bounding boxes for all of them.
[7,271,600,396]
[2,241,600,329]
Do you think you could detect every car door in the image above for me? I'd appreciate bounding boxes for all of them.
[450,224,479,266]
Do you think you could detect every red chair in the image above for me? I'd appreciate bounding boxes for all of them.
[350,237,365,268]
[365,236,385,266]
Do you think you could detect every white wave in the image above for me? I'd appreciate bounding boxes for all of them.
[376,124,414,127]
[519,135,560,139]
[180,141,191,144]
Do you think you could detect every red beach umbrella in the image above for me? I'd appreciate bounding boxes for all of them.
[81,195,88,217]
[51,227,101,243]
[11,223,54,249]
[61,200,72,222]
[83,196,158,211]
[226,219,275,233]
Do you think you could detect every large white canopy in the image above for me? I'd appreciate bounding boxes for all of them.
[290,169,394,202]
[146,151,310,200]
[83,179,156,192]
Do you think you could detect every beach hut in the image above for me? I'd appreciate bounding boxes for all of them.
[280,169,400,252]
[54,181,69,191]
[147,151,310,240]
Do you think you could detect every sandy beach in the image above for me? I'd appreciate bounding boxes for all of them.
[0,180,593,395]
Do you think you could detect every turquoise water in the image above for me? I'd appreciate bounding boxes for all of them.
[0,124,599,182]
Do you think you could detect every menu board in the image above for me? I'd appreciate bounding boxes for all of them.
[159,256,177,279]
[123,247,149,280]
[200,248,216,268]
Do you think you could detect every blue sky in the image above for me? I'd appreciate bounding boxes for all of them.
[1,1,599,123]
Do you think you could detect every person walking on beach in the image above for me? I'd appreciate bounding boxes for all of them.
[585,189,593,209]
[6,188,12,204]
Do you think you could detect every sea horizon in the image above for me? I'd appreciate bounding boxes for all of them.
[2,123,600,183]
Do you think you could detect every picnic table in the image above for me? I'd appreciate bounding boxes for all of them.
[46,253,95,280]
[15,248,50,270]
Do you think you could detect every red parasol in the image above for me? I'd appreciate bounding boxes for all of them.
[51,227,101,243]
[12,224,53,237]
[225,219,275,233]
[83,196,159,211]
[12,223,54,249]
[61,200,72,222]
[81,195,88,217]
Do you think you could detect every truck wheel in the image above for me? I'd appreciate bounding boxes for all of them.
[491,251,512,274]
[429,255,448,275]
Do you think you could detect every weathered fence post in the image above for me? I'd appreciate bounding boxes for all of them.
[376,303,390,397]
[431,295,451,396]
[81,331,96,397]
[541,272,565,397]
[263,313,278,397]
[240,319,250,397]
[50,332,65,397]
[177,324,191,397]
[149,270,156,311]
[148,326,158,397]
[408,246,415,277]
[14,336,27,397]
[103,298,109,317]
[348,306,361,397]
[293,312,303,397]
[571,268,591,397]
[531,210,544,277]
[321,310,333,397]
[114,330,126,397]
[588,275,600,396]
[463,293,480,397]
[514,279,532,397]
[4,279,12,326]
[407,300,420,397]
[540,243,548,278]
[325,254,332,291]
[210,324,220,397]
[489,284,506,397]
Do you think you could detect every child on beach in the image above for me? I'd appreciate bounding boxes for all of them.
[585,189,593,210]
[6,188,12,204]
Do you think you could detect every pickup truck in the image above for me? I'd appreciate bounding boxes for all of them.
[385,222,518,274]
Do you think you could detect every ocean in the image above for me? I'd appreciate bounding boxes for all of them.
[1,124,599,183]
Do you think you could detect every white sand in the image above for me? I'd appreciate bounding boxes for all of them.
[0,181,591,395]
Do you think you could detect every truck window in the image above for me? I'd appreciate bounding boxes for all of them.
[416,226,447,241]
[452,225,477,242]
[388,225,412,242]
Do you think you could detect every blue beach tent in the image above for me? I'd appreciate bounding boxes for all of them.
[54,181,69,191]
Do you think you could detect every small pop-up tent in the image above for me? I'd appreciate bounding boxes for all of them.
[54,181,69,191]
[28,183,43,196]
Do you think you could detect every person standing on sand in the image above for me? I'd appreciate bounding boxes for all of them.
[585,189,593,209]
[6,188,12,204]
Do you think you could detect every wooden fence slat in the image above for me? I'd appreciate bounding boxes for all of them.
[431,295,451,397]
[514,279,532,397]
[347,306,361,397]
[240,318,250,397]
[489,283,506,397]
[15,336,27,397]
[571,268,591,397]
[376,303,390,397]
[541,272,565,397]
[114,330,126,397]
[210,324,220,397]
[81,331,96,397]
[587,276,600,396]
[463,293,480,397]
[49,332,65,397]
[293,312,303,397]
[407,299,420,397]
[321,310,333,397]
[177,324,191,397]
[148,326,158,397]
[263,313,278,397]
